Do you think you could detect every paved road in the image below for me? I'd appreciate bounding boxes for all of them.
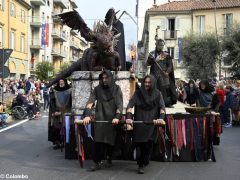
[0,113,240,180]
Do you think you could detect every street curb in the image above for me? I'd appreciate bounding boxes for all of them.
[0,119,29,133]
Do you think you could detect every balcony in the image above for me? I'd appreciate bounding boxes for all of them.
[51,48,67,58]
[51,48,60,56]
[30,17,42,28]
[70,0,78,8]
[164,30,177,40]
[30,0,46,6]
[70,40,79,49]
[53,0,67,9]
[52,29,67,42]
[70,30,78,36]
[52,9,63,16]
[70,56,79,62]
[52,10,62,23]
[30,39,42,49]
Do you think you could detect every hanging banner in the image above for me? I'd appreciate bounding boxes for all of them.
[45,23,49,47]
[178,37,183,63]
[41,23,46,47]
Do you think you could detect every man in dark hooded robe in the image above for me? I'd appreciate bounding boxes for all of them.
[147,39,177,107]
[81,70,123,171]
[48,78,75,159]
[126,75,165,174]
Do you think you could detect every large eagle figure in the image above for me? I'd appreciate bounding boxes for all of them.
[47,8,127,87]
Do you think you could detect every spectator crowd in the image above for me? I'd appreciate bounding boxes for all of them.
[176,78,240,128]
[0,77,50,128]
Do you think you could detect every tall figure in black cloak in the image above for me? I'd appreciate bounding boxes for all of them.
[147,39,178,107]
[104,8,126,70]
[48,79,76,159]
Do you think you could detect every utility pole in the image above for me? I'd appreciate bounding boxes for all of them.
[1,47,4,102]
[213,0,221,80]
[0,41,4,102]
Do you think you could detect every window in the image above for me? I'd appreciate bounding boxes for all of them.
[31,53,35,68]
[196,15,205,34]
[166,18,176,38]
[21,9,25,23]
[167,47,174,59]
[10,3,16,17]
[10,73,16,79]
[0,0,4,11]
[20,34,25,52]
[10,30,15,50]
[20,74,25,80]
[0,26,3,47]
[223,14,233,36]
[42,55,45,61]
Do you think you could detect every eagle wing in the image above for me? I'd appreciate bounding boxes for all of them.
[58,10,92,41]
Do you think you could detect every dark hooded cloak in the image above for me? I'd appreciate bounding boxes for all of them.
[127,75,165,143]
[86,70,123,146]
[95,70,117,101]
[48,78,73,153]
[137,75,161,110]
[197,80,215,107]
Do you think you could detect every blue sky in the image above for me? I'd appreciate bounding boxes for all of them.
[76,0,137,59]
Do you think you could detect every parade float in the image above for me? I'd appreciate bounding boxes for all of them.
[49,8,221,166]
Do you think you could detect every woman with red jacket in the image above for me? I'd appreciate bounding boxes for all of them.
[216,82,225,124]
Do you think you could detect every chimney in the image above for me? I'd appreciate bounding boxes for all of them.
[153,0,157,8]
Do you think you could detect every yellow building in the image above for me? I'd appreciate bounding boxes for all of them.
[0,0,31,79]
[192,1,240,36]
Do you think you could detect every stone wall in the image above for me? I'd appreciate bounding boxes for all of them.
[71,71,131,114]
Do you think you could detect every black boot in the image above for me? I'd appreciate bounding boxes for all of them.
[89,162,103,171]
[105,157,112,168]
[138,165,144,174]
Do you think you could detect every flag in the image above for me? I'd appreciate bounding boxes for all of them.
[130,44,136,61]
[130,50,136,61]
[45,23,49,47]
[41,23,46,47]
[178,37,183,63]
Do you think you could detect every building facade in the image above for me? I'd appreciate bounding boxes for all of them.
[139,0,240,79]
[51,0,85,73]
[29,0,52,77]
[0,0,88,80]
[0,0,31,79]
[136,0,169,41]
[30,0,86,75]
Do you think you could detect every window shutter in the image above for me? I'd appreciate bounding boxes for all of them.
[175,17,180,31]
[161,19,167,30]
